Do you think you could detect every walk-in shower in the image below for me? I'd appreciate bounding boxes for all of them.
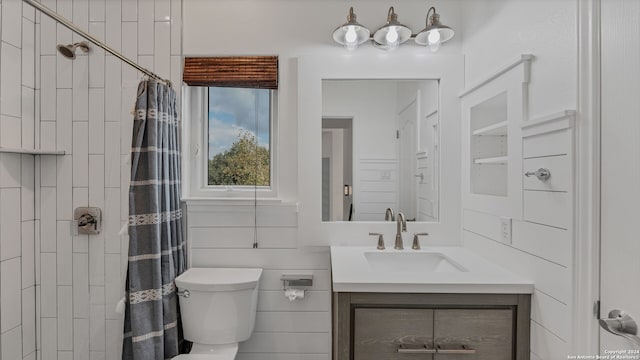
[23,0,170,84]
[56,41,90,59]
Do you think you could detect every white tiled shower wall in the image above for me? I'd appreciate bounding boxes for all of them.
[0,0,38,359]
[33,0,182,359]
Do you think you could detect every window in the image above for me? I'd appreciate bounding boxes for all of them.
[207,87,273,188]
[182,56,278,199]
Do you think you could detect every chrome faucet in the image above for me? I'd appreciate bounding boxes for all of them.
[395,213,407,250]
[385,208,395,221]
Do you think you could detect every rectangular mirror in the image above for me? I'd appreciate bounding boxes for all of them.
[322,79,439,222]
[297,55,462,246]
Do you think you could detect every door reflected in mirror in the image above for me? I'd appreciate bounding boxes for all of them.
[322,79,439,222]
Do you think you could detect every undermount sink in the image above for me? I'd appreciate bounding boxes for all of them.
[330,246,534,293]
[364,251,468,273]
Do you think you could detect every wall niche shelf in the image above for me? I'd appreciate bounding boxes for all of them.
[474,156,508,165]
[0,147,66,155]
[469,92,509,196]
[461,53,531,217]
[472,120,508,136]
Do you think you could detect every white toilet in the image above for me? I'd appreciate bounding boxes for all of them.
[173,267,263,360]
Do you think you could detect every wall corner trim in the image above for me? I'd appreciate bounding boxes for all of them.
[521,110,577,138]
[459,54,534,98]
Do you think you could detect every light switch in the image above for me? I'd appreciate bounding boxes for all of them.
[500,217,512,244]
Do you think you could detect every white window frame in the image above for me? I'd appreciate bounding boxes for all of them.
[182,86,279,200]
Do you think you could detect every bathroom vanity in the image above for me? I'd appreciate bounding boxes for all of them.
[330,247,533,359]
[333,292,530,359]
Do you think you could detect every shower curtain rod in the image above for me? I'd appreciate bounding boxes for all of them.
[22,0,172,87]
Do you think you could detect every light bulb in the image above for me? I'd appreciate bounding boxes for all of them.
[427,30,441,44]
[429,41,441,52]
[386,27,399,44]
[345,26,357,44]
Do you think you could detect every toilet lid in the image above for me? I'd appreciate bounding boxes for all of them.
[175,268,262,292]
[173,355,234,360]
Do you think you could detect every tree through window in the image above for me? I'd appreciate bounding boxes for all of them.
[207,87,271,186]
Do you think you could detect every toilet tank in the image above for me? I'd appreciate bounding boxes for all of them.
[175,268,262,345]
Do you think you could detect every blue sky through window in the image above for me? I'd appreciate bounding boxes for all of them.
[208,87,270,160]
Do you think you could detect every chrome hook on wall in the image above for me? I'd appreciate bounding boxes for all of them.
[524,168,551,182]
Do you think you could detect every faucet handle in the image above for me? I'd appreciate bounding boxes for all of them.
[369,232,385,250]
[412,233,429,250]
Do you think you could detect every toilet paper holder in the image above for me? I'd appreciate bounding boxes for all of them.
[281,274,313,290]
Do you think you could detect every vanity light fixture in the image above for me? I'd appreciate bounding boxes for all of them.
[414,7,455,52]
[332,7,371,51]
[372,7,412,50]
[331,5,455,52]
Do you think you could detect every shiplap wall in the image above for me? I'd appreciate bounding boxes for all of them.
[463,210,573,357]
[34,0,182,358]
[0,1,37,359]
[460,1,578,358]
[356,159,397,221]
[463,114,576,357]
[186,202,331,359]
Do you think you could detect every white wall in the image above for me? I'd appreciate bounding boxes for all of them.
[32,0,182,359]
[186,202,330,360]
[183,1,463,358]
[461,0,577,116]
[0,1,37,359]
[460,0,577,358]
[184,0,463,203]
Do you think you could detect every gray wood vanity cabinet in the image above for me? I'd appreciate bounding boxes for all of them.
[333,293,531,360]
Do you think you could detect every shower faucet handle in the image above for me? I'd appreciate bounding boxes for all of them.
[72,207,102,235]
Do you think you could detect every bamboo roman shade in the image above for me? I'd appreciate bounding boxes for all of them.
[183,56,278,89]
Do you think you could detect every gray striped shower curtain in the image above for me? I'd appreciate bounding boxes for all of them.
[122,79,187,359]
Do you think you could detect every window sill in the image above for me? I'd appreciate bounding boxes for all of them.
[181,197,286,206]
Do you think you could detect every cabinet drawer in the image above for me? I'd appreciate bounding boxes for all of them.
[524,190,570,229]
[523,130,571,158]
[354,308,434,360]
[435,309,513,360]
[523,155,570,192]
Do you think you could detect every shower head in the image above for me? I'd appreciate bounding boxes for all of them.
[56,41,90,59]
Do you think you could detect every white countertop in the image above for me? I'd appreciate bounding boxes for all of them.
[331,246,534,294]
